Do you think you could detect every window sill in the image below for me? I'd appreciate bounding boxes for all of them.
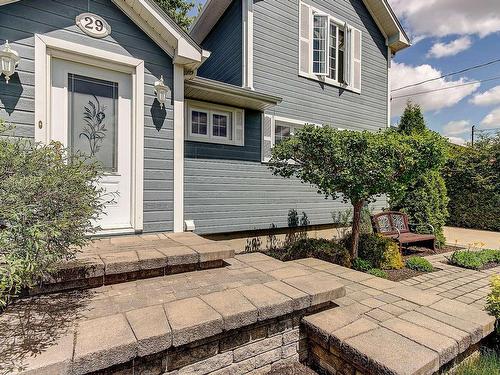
[298,72,361,94]
[185,137,244,147]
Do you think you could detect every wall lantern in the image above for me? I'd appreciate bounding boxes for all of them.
[154,75,170,108]
[0,40,20,83]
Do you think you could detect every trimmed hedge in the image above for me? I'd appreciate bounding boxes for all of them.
[444,135,500,231]
[343,233,403,270]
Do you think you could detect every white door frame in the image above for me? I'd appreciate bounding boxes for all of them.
[34,34,144,232]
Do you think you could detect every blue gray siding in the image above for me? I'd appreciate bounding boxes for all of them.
[254,0,389,129]
[0,0,174,232]
[197,0,242,86]
[184,0,389,234]
[184,110,387,234]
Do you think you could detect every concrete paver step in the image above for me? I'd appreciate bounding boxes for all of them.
[1,253,345,375]
[33,232,235,294]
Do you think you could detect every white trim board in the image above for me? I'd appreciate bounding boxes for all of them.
[173,63,185,232]
[34,34,144,232]
[242,0,254,89]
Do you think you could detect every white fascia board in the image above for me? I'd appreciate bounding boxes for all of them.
[113,0,204,66]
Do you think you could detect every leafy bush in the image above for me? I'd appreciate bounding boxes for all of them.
[343,233,403,270]
[486,276,500,329]
[444,134,500,231]
[268,238,351,267]
[448,249,500,270]
[352,258,372,272]
[405,257,433,272]
[0,122,106,308]
[367,268,388,279]
[392,103,449,247]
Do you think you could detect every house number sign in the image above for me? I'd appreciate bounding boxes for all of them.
[76,13,111,38]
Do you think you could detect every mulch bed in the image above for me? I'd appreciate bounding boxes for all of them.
[384,245,464,282]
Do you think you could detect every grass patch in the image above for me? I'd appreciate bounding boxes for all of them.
[448,249,500,270]
[405,257,433,272]
[453,350,500,375]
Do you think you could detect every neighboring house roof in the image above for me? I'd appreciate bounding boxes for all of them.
[0,0,210,69]
[185,76,282,111]
[190,0,410,54]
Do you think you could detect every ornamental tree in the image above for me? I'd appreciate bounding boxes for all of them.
[269,125,447,259]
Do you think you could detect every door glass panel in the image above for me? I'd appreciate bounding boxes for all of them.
[68,73,118,172]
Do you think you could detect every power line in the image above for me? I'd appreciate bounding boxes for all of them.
[391,75,500,100]
[391,57,500,92]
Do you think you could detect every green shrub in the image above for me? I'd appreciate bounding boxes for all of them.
[352,258,372,272]
[486,276,500,328]
[0,122,106,308]
[367,268,388,279]
[343,233,403,270]
[448,249,500,270]
[405,257,433,272]
[453,349,500,375]
[444,134,500,231]
[268,238,351,267]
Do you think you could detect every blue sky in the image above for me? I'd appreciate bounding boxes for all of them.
[190,1,500,144]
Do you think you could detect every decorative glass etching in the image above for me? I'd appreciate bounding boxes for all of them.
[376,215,391,232]
[391,214,406,232]
[68,73,118,172]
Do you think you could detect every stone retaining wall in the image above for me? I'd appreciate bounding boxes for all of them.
[86,303,332,375]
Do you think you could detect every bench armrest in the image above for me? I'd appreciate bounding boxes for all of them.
[409,223,434,234]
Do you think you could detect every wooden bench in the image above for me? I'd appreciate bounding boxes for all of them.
[371,211,436,252]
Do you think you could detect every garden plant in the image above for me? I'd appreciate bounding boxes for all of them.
[269,125,447,259]
[0,121,106,308]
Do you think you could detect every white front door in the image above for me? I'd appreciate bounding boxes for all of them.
[50,58,134,232]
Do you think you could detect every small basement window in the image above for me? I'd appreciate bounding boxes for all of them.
[186,100,244,146]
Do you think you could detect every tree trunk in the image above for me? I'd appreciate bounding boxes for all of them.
[350,200,365,259]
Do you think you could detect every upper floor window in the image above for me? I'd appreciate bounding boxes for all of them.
[300,2,362,93]
[186,100,244,146]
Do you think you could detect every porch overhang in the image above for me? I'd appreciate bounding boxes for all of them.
[184,76,282,111]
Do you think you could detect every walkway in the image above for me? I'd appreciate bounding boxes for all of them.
[401,251,499,310]
[444,226,500,250]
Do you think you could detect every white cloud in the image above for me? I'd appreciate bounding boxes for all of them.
[470,86,500,106]
[389,0,500,40]
[447,136,467,145]
[427,37,472,58]
[442,120,471,136]
[390,62,480,117]
[481,107,500,126]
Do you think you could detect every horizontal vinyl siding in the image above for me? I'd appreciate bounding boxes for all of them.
[184,110,387,234]
[196,0,242,86]
[0,0,174,232]
[253,0,389,129]
[184,158,387,234]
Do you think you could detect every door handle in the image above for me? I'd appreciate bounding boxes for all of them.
[38,120,43,129]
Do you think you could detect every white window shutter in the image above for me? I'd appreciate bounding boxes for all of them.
[299,2,311,75]
[234,109,245,146]
[352,26,362,92]
[262,114,274,162]
[343,22,351,85]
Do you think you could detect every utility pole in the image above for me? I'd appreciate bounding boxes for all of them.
[471,125,475,147]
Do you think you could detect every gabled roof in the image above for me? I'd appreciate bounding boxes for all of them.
[0,0,210,69]
[190,0,410,54]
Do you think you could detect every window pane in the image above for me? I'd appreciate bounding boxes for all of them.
[313,15,327,75]
[275,125,291,145]
[213,113,228,138]
[338,28,345,83]
[329,23,337,80]
[68,73,117,172]
[191,110,208,135]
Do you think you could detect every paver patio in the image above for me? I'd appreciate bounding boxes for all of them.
[401,251,500,310]
[0,235,497,375]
